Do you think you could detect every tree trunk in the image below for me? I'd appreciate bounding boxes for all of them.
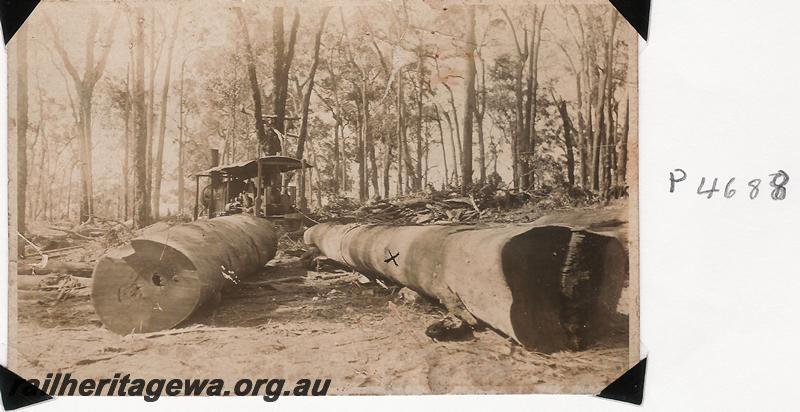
[529,7,545,189]
[16,26,28,239]
[617,96,629,185]
[603,98,615,195]
[295,8,330,208]
[396,70,404,196]
[77,95,95,222]
[574,64,588,188]
[446,88,462,176]
[523,36,534,190]
[152,10,181,219]
[424,131,430,188]
[415,50,424,191]
[133,8,150,229]
[556,99,576,187]
[514,56,527,189]
[356,102,366,200]
[66,165,73,220]
[272,8,300,154]
[35,126,47,220]
[177,57,188,214]
[333,121,341,193]
[237,8,272,155]
[383,144,392,199]
[434,105,448,190]
[145,8,158,218]
[461,5,477,193]
[592,107,604,190]
[295,8,329,161]
[591,12,618,191]
[578,113,589,188]
[26,119,37,223]
[123,62,132,220]
[46,10,118,222]
[502,8,529,190]
[362,76,378,198]
[441,107,459,185]
[401,114,415,192]
[341,125,348,193]
[475,52,487,185]
[310,138,323,207]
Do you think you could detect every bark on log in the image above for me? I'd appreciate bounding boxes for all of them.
[305,222,628,353]
[92,215,277,335]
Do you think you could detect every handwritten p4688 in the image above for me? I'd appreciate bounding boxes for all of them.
[669,169,789,200]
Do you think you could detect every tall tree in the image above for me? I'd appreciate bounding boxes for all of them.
[474,49,487,185]
[461,5,477,193]
[235,8,275,156]
[554,95,576,186]
[133,8,150,228]
[339,8,374,200]
[16,25,28,239]
[124,63,133,220]
[501,6,529,189]
[414,47,425,191]
[591,11,618,190]
[524,6,546,189]
[272,7,300,154]
[601,13,620,196]
[107,62,133,220]
[433,105,448,189]
[439,104,459,184]
[176,48,197,215]
[152,9,181,219]
[46,9,120,222]
[617,95,629,185]
[144,8,163,218]
[396,69,405,195]
[295,8,331,208]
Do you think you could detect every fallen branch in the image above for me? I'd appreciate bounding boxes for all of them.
[17,233,47,268]
[47,226,94,241]
[23,244,85,259]
[20,261,94,277]
[88,215,134,234]
[140,326,239,339]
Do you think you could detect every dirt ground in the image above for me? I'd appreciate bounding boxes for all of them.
[12,244,629,395]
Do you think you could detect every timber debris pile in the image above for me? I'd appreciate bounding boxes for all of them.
[317,182,611,225]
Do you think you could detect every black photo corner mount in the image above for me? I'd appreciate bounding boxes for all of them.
[609,0,651,40]
[0,364,52,411]
[0,0,41,44]
[597,357,647,405]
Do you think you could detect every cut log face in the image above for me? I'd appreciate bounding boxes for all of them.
[92,215,278,335]
[304,222,628,353]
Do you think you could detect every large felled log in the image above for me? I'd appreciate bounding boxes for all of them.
[305,222,628,353]
[92,215,277,335]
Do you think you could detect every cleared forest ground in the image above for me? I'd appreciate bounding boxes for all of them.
[14,255,627,394]
[12,201,631,394]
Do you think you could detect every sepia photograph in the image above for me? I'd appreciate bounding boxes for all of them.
[6,0,638,396]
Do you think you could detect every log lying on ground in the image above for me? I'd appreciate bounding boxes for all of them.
[304,222,628,353]
[92,215,278,335]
